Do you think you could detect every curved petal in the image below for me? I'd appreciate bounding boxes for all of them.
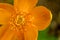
[24,23,38,40]
[30,6,52,31]
[0,3,16,38]
[0,28,15,40]
[14,0,38,13]
[15,23,38,40]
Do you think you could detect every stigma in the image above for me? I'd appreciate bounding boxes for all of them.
[15,15,25,25]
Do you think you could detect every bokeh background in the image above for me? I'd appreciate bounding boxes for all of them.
[0,0,60,40]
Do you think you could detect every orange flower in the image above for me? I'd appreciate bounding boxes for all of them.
[0,0,52,40]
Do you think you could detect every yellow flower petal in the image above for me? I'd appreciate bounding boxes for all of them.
[0,3,16,39]
[30,6,52,31]
[0,28,15,40]
[24,23,38,40]
[14,0,38,13]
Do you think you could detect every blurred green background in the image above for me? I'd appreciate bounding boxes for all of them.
[0,0,60,40]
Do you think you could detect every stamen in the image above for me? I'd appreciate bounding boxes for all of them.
[15,15,25,25]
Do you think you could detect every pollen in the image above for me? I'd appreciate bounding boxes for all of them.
[15,15,25,25]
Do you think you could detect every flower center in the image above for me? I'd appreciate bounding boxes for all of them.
[16,15,25,25]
